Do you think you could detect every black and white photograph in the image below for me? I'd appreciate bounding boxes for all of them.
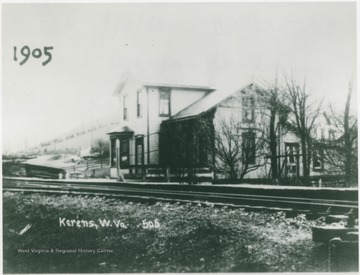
[1,0,358,273]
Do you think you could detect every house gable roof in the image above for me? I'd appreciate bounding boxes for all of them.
[142,82,215,91]
[170,83,263,120]
[113,73,215,96]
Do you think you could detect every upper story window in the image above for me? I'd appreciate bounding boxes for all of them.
[123,95,128,120]
[328,129,336,140]
[242,96,255,123]
[285,143,299,164]
[242,132,256,164]
[137,90,143,117]
[313,147,324,170]
[159,88,171,116]
[320,129,325,140]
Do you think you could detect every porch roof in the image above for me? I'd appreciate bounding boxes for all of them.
[107,126,134,136]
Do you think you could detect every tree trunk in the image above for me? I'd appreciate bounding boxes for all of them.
[301,137,310,185]
[269,108,278,182]
[344,84,352,187]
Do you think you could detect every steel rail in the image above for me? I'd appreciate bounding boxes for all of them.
[2,187,299,213]
[13,180,358,206]
[3,178,357,214]
[7,181,358,209]
[3,177,357,205]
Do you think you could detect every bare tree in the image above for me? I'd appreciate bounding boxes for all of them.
[321,82,358,186]
[257,81,290,182]
[343,81,358,186]
[198,116,266,182]
[283,75,323,185]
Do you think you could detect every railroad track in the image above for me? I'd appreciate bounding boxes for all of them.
[3,177,358,215]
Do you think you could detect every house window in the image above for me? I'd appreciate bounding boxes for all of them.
[120,139,130,166]
[313,147,324,170]
[123,95,128,120]
[159,89,171,116]
[321,129,325,140]
[137,90,143,117]
[242,132,256,164]
[242,96,255,123]
[285,143,299,176]
[328,130,335,140]
[285,143,299,164]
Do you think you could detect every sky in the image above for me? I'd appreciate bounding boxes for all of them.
[2,1,358,153]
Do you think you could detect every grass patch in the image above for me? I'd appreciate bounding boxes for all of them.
[3,191,331,273]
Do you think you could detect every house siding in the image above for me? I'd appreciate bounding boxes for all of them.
[212,86,270,180]
[109,79,213,178]
[171,88,209,115]
[110,79,345,183]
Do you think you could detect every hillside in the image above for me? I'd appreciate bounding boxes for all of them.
[33,112,120,155]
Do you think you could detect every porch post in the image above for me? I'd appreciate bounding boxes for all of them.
[109,139,112,168]
[116,139,126,182]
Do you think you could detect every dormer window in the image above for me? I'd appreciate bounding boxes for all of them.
[123,95,128,120]
[159,88,171,116]
[242,96,255,123]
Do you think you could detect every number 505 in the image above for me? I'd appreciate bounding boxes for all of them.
[14,46,54,66]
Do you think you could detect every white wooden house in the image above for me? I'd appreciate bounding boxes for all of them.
[160,83,306,183]
[107,75,214,179]
[109,77,341,184]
